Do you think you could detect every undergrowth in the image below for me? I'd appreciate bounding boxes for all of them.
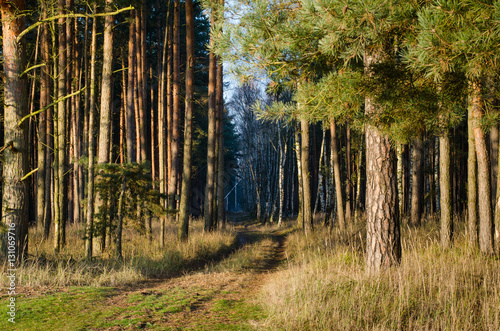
[1,219,236,289]
[261,216,500,330]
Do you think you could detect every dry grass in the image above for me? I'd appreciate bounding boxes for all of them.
[261,216,500,330]
[1,219,236,290]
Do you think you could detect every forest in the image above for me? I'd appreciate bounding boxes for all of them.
[1,0,500,329]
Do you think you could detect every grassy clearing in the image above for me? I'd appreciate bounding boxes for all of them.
[1,219,236,289]
[261,216,500,330]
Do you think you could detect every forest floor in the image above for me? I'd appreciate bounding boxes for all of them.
[3,215,292,330]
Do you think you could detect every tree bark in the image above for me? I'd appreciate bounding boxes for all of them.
[411,135,424,226]
[216,19,225,228]
[126,10,136,163]
[330,120,345,230]
[96,0,115,253]
[471,80,494,254]
[179,0,194,241]
[204,7,217,231]
[300,118,313,234]
[468,103,478,248]
[1,0,29,261]
[439,132,453,248]
[364,51,401,273]
[85,3,97,259]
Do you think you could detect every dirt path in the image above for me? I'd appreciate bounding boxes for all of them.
[94,222,290,330]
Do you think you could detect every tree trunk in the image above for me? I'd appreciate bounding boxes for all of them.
[55,0,68,252]
[126,10,136,163]
[168,0,180,220]
[294,124,303,227]
[85,4,97,259]
[95,0,115,253]
[204,7,217,231]
[300,118,313,234]
[440,132,453,248]
[364,52,401,273]
[471,80,494,254]
[345,124,352,222]
[179,0,194,241]
[468,103,478,248]
[115,178,127,260]
[330,120,345,230]
[216,16,225,227]
[411,135,424,226]
[1,0,29,261]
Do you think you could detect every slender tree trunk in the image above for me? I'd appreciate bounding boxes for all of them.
[440,132,453,248]
[314,127,325,215]
[216,26,225,228]
[330,120,345,230]
[364,52,401,273]
[126,10,136,163]
[411,135,424,226]
[115,178,127,260]
[85,4,97,259]
[300,118,313,234]
[55,0,68,252]
[468,104,479,248]
[41,6,52,240]
[345,124,352,222]
[179,0,194,241]
[168,0,181,218]
[96,0,114,252]
[278,124,287,227]
[471,81,494,254]
[1,0,29,261]
[490,125,498,207]
[294,124,303,227]
[204,7,217,231]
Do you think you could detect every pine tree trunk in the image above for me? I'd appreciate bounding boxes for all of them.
[168,0,181,218]
[179,0,194,241]
[345,124,352,222]
[204,7,217,231]
[314,127,325,215]
[490,125,498,207]
[55,0,68,252]
[300,118,313,234]
[85,4,97,259]
[471,80,494,254]
[364,52,401,273]
[278,124,287,227]
[216,56,226,228]
[411,135,424,226]
[1,0,29,261]
[330,120,345,230]
[440,132,453,248]
[468,104,478,248]
[126,10,136,163]
[95,0,115,253]
[115,178,127,260]
[295,124,303,227]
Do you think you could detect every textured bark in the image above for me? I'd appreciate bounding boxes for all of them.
[490,125,498,206]
[278,124,287,227]
[468,105,478,248]
[179,0,194,241]
[115,178,127,260]
[439,133,453,248]
[294,125,303,227]
[38,7,50,235]
[471,81,494,254]
[96,0,115,252]
[216,57,226,228]
[331,121,345,230]
[85,4,97,259]
[55,0,68,252]
[126,11,136,163]
[204,8,217,231]
[345,124,352,222]
[300,118,313,234]
[364,52,401,273]
[410,135,424,226]
[168,0,180,215]
[1,0,29,261]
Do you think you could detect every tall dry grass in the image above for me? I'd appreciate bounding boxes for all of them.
[261,216,500,330]
[1,219,236,289]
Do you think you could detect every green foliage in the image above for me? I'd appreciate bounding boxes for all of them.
[94,162,167,238]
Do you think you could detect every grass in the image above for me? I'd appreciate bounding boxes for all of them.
[1,218,237,289]
[260,215,500,330]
